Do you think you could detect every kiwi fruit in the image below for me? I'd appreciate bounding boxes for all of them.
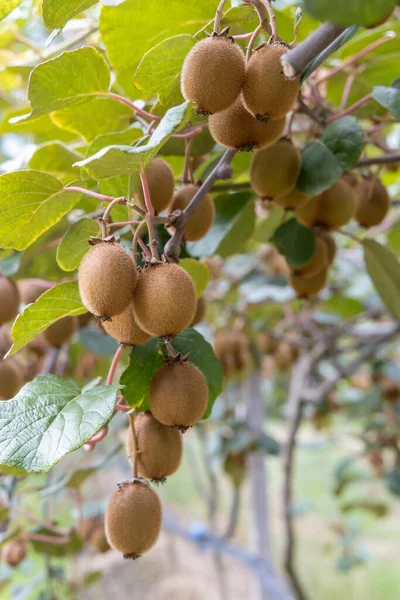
[355,177,390,227]
[0,325,12,358]
[257,332,278,354]
[133,263,197,337]
[191,296,206,327]
[263,246,289,277]
[43,316,78,347]
[208,97,286,152]
[295,179,355,230]
[274,187,310,211]
[79,242,137,319]
[181,35,246,115]
[1,540,26,567]
[135,157,175,213]
[0,277,20,325]
[250,139,301,199]
[90,526,111,553]
[17,279,52,305]
[78,517,98,542]
[0,359,23,400]
[224,452,246,488]
[318,231,337,265]
[77,312,93,328]
[291,236,328,278]
[168,185,215,241]
[341,172,358,188]
[149,361,208,427]
[213,330,250,377]
[243,43,300,122]
[126,412,183,481]
[105,480,162,558]
[273,341,299,369]
[289,268,328,298]
[103,302,151,346]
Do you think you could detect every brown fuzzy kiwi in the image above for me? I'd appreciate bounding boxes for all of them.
[250,139,301,199]
[273,341,298,370]
[181,35,246,115]
[90,526,111,553]
[263,247,289,277]
[243,43,300,122]
[0,359,23,400]
[78,517,98,542]
[295,179,355,230]
[208,97,286,152]
[133,263,197,337]
[126,412,183,481]
[168,185,215,241]
[318,231,337,265]
[134,157,175,213]
[149,362,208,428]
[0,277,20,325]
[291,236,328,278]
[0,325,12,358]
[257,332,278,354]
[105,480,162,559]
[191,296,206,327]
[213,330,250,377]
[289,269,328,298]
[1,540,26,567]
[341,172,358,188]
[355,178,390,227]
[103,302,151,346]
[43,316,78,347]
[274,187,310,211]
[79,242,137,319]
[17,279,52,305]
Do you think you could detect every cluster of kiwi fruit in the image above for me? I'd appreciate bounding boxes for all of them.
[181,31,299,151]
[258,332,300,373]
[213,330,251,378]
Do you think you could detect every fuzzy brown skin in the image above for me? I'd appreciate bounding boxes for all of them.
[181,36,246,115]
[105,481,162,557]
[291,236,328,278]
[43,316,78,347]
[0,325,12,357]
[17,279,53,305]
[127,413,183,480]
[250,139,301,199]
[243,43,300,121]
[289,269,328,298]
[209,97,286,151]
[90,526,111,553]
[78,517,98,542]
[0,277,20,325]
[341,171,358,188]
[318,232,337,265]
[0,359,23,400]
[135,157,175,213]
[169,185,215,241]
[133,264,197,337]
[274,187,310,211]
[355,178,390,227]
[295,179,355,230]
[213,330,250,377]
[257,332,278,355]
[149,362,208,427]
[103,302,151,346]
[191,296,206,327]
[273,341,299,369]
[79,243,137,319]
[1,540,26,567]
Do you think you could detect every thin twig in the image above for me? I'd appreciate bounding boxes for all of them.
[214,0,229,34]
[326,93,372,123]
[128,413,139,478]
[355,152,400,168]
[131,220,148,259]
[63,186,121,204]
[100,197,126,238]
[246,23,263,62]
[339,72,357,110]
[140,167,155,216]
[145,214,160,261]
[183,137,195,184]
[106,345,125,386]
[259,0,279,41]
[105,92,161,121]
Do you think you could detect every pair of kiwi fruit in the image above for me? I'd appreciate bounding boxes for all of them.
[213,330,251,378]
[78,515,110,553]
[287,231,336,298]
[295,178,355,231]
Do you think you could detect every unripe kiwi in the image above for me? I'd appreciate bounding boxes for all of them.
[149,362,208,427]
[79,242,137,319]
[191,296,206,326]
[274,187,310,211]
[318,231,337,265]
[250,139,301,199]
[90,526,110,553]
[103,302,151,346]
[133,264,197,337]
[105,480,162,559]
[134,157,175,213]
[1,540,26,567]
[291,236,328,278]
[43,316,77,347]
[17,279,52,305]
[181,36,246,115]
[257,332,278,354]
[126,412,183,481]
[355,178,390,227]
[289,269,328,298]
[0,277,20,325]
[209,97,286,152]
[0,359,23,400]
[168,185,215,241]
[243,43,300,122]
[295,179,355,230]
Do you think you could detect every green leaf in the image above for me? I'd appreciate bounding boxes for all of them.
[120,339,165,410]
[273,218,315,268]
[188,191,255,258]
[79,326,119,357]
[28,142,82,184]
[134,35,195,107]
[12,47,110,122]
[88,126,143,156]
[363,239,400,319]
[323,296,364,318]
[0,376,118,475]
[0,250,21,276]
[160,127,215,157]
[257,432,280,455]
[302,0,396,28]
[75,101,191,179]
[8,281,86,356]
[43,0,98,29]
[372,85,400,120]
[57,218,99,272]
[297,142,343,196]
[180,258,210,297]
[253,205,285,242]
[388,221,400,256]
[321,117,363,171]
[0,170,82,251]
[0,0,22,21]
[30,526,83,556]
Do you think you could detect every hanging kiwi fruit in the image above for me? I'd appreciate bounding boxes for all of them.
[250,139,301,199]
[168,184,215,241]
[0,276,20,325]
[355,177,390,227]
[134,157,175,213]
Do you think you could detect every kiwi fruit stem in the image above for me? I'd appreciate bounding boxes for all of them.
[128,413,139,478]
[101,197,125,239]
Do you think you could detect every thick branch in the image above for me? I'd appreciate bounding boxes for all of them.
[356,152,400,168]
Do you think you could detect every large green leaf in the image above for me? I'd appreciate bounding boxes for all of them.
[363,239,400,319]
[0,0,22,21]
[0,376,118,475]
[75,101,191,179]
[321,117,363,171]
[57,218,99,272]
[28,142,82,184]
[180,258,210,297]
[8,281,86,356]
[43,0,98,29]
[372,85,400,120]
[302,0,396,28]
[88,126,143,156]
[134,35,195,107]
[297,141,343,196]
[273,218,315,268]
[0,170,82,251]
[388,221,400,257]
